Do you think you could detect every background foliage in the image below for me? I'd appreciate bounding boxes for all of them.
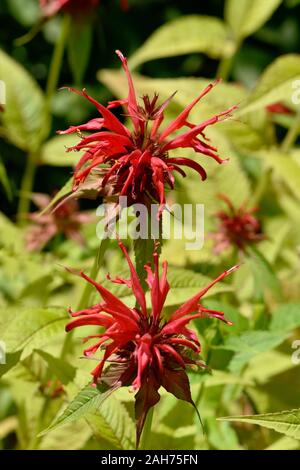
[0,0,300,450]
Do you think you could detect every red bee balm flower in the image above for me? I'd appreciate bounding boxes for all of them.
[212,194,264,254]
[66,240,238,444]
[59,51,236,216]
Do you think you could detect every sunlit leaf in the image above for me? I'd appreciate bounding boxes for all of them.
[0,48,49,151]
[238,54,300,115]
[225,0,283,40]
[129,16,235,68]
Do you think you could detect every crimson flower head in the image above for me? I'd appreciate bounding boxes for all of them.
[59,50,236,217]
[66,240,238,445]
[212,194,264,254]
[25,193,93,251]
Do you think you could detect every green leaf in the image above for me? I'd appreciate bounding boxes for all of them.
[270,303,300,332]
[6,0,39,27]
[40,134,79,167]
[67,22,92,85]
[129,15,235,68]
[35,350,76,385]
[225,0,282,40]
[0,351,22,378]
[237,55,300,116]
[266,435,300,450]
[223,330,288,372]
[258,150,300,203]
[247,245,282,300]
[87,396,136,450]
[0,48,49,152]
[1,306,68,357]
[40,384,115,435]
[244,350,297,384]
[219,408,300,440]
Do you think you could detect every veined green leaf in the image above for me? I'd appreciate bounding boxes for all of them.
[1,306,68,357]
[0,48,49,151]
[225,0,283,40]
[87,396,136,450]
[219,408,300,440]
[129,16,235,68]
[40,383,115,435]
[237,55,300,116]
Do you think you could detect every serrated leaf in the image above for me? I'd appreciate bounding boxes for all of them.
[129,15,235,68]
[35,350,76,385]
[40,383,115,435]
[238,55,300,116]
[0,48,49,151]
[225,0,282,40]
[1,306,68,357]
[270,303,300,332]
[87,396,136,450]
[219,408,300,440]
[40,134,79,167]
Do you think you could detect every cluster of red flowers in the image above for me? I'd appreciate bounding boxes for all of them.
[212,194,264,254]
[59,51,236,216]
[66,240,238,444]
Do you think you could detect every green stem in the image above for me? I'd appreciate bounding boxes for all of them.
[17,152,38,225]
[140,407,154,450]
[281,112,300,153]
[46,15,70,108]
[217,41,241,81]
[61,238,109,359]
